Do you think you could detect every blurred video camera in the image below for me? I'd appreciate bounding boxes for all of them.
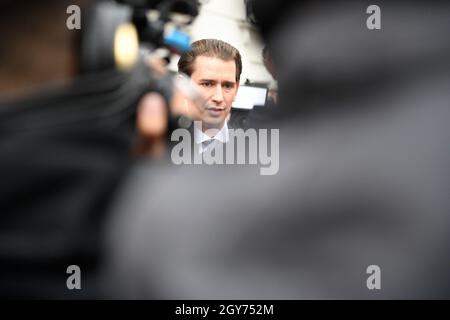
[77,0,202,131]
[82,0,199,72]
[118,0,199,53]
[0,0,201,134]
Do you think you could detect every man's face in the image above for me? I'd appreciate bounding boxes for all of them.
[190,56,239,129]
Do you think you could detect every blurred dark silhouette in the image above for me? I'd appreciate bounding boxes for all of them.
[243,46,280,130]
[0,0,154,298]
[0,0,201,298]
[106,0,450,299]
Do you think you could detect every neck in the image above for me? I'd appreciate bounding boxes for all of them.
[202,121,224,138]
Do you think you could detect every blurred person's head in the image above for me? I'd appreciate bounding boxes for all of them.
[177,39,241,131]
[262,46,277,81]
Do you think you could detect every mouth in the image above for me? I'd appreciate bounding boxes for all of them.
[206,107,225,117]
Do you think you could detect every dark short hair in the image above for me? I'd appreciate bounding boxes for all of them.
[178,39,242,82]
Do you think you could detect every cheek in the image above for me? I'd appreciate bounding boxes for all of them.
[224,91,236,104]
[191,85,210,109]
[194,85,213,100]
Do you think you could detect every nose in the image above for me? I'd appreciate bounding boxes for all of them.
[211,85,224,105]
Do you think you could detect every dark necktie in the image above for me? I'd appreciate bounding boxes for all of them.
[202,139,216,151]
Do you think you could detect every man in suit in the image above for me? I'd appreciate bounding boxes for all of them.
[177,39,241,154]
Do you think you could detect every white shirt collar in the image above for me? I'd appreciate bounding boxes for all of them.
[194,121,229,144]
[194,122,229,153]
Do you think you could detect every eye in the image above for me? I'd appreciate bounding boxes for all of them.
[200,82,212,87]
[223,83,234,90]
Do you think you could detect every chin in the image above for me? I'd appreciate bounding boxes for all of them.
[203,117,225,128]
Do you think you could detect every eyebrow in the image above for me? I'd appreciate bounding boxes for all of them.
[199,79,236,85]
